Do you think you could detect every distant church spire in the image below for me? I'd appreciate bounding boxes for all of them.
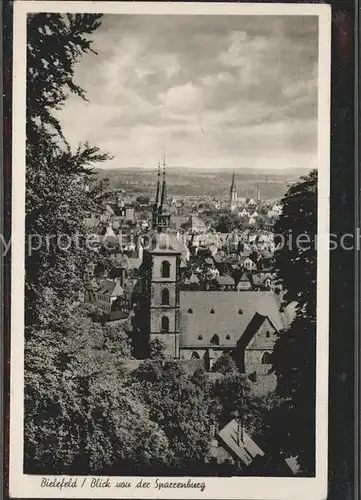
[155,161,161,207]
[230,170,237,205]
[231,170,236,191]
[160,156,167,211]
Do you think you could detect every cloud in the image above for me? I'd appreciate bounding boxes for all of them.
[55,13,319,170]
[159,83,201,113]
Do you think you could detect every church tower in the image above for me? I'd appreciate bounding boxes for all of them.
[152,158,171,230]
[145,232,181,358]
[229,170,237,208]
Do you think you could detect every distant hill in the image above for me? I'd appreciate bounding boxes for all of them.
[94,166,312,200]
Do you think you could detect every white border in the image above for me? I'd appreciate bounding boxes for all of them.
[9,2,331,499]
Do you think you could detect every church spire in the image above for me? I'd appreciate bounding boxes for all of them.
[230,169,237,206]
[155,160,161,207]
[160,156,167,210]
[230,170,236,191]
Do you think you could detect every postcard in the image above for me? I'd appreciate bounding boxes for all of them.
[9,2,331,498]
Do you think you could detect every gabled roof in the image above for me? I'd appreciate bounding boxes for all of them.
[239,256,254,264]
[217,419,265,467]
[213,254,225,264]
[251,272,274,286]
[216,275,235,286]
[97,279,123,297]
[237,312,278,348]
[239,272,251,282]
[83,217,100,230]
[189,273,200,284]
[179,291,285,347]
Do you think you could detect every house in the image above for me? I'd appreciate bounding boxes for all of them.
[95,278,124,313]
[210,419,297,476]
[248,216,257,227]
[182,273,200,290]
[236,272,252,291]
[185,214,207,234]
[212,419,265,468]
[214,275,235,291]
[239,256,257,272]
[250,272,274,290]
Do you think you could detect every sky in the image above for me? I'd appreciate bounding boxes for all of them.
[57,14,319,170]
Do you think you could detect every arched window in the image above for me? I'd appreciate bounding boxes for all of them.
[190,351,200,359]
[161,288,170,305]
[161,316,169,333]
[188,308,193,314]
[198,335,203,340]
[210,308,215,314]
[226,334,231,340]
[261,352,271,364]
[265,331,270,338]
[210,334,220,346]
[161,260,170,278]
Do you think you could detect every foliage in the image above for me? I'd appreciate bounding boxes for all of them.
[211,353,238,375]
[25,140,110,327]
[130,360,212,469]
[212,213,239,233]
[273,170,317,319]
[211,372,252,427]
[26,13,111,328]
[271,170,317,474]
[149,338,166,360]
[25,307,133,473]
[27,13,103,143]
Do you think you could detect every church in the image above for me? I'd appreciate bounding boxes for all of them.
[140,161,291,379]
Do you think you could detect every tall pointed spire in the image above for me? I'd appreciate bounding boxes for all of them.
[155,160,161,207]
[229,169,237,205]
[230,170,236,191]
[160,156,167,210]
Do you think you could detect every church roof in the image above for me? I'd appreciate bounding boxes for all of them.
[237,313,276,348]
[179,291,285,347]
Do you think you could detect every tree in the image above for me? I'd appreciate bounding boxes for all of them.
[211,372,252,428]
[130,360,212,471]
[24,306,173,474]
[26,13,111,328]
[211,353,238,375]
[273,170,317,320]
[149,338,166,360]
[271,170,317,475]
[27,13,103,144]
[213,213,239,233]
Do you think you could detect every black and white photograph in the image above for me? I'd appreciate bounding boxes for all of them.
[9,2,331,499]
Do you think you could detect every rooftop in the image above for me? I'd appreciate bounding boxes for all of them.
[97,279,124,297]
[179,290,285,347]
